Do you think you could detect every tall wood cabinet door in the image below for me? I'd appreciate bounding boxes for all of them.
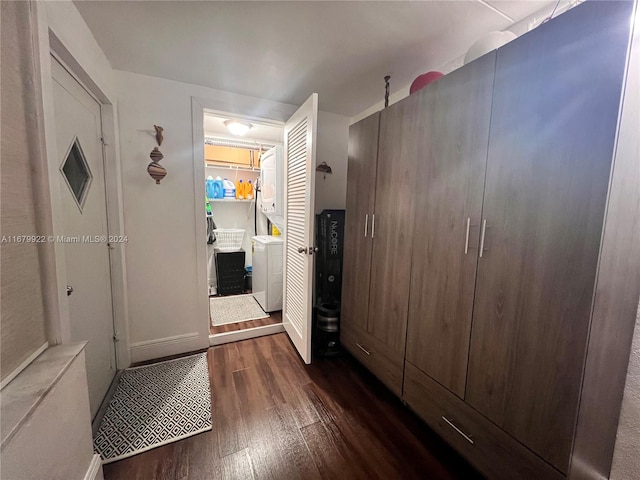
[367,95,421,355]
[341,113,379,332]
[465,1,633,473]
[405,52,496,398]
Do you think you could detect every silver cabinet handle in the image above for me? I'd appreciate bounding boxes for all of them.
[364,214,369,237]
[355,342,371,356]
[371,214,376,239]
[464,217,471,255]
[442,417,474,444]
[479,219,487,258]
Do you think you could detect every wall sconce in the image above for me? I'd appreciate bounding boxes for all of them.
[316,161,332,180]
[147,125,167,184]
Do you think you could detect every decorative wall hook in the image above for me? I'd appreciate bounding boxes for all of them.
[384,75,391,108]
[154,125,164,146]
[316,161,333,180]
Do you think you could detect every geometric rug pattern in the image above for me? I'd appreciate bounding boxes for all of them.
[93,353,211,464]
[210,293,269,326]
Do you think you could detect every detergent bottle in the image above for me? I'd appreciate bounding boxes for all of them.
[236,179,244,199]
[223,178,235,200]
[245,180,254,200]
[205,176,216,200]
[213,176,224,199]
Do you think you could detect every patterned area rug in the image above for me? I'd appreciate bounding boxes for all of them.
[94,353,211,464]
[210,294,269,326]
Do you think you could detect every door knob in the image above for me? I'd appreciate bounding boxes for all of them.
[66,285,74,296]
[297,247,307,254]
[309,247,319,255]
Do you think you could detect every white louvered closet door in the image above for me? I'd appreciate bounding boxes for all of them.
[283,93,318,364]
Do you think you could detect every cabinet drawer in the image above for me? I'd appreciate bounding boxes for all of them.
[340,325,403,396]
[403,362,564,480]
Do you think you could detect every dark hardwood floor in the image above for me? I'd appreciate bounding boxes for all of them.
[210,311,282,335]
[104,333,481,480]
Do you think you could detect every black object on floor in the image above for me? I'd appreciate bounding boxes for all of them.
[215,249,246,295]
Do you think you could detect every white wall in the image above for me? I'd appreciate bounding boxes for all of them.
[315,111,350,214]
[115,70,214,360]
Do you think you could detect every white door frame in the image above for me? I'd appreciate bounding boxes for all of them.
[36,21,131,368]
[191,96,297,345]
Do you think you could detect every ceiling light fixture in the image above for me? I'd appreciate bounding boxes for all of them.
[224,120,252,136]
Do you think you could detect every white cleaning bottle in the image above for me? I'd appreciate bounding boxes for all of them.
[223,178,235,200]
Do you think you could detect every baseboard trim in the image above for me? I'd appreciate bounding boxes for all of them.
[209,323,285,346]
[130,332,206,364]
[84,453,103,480]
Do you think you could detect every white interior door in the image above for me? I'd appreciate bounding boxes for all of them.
[51,57,116,418]
[282,93,318,364]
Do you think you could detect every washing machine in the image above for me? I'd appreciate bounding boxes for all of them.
[251,235,283,312]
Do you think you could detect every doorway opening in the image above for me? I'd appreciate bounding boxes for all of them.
[202,110,285,341]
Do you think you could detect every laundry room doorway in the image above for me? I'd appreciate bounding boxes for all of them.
[192,94,318,364]
[201,109,284,343]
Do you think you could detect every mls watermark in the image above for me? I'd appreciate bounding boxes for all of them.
[1,235,128,244]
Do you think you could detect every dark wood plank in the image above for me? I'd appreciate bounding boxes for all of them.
[570,5,640,477]
[304,351,479,480]
[301,380,401,480]
[367,94,421,355]
[465,1,633,472]
[267,337,320,428]
[178,430,221,480]
[232,363,321,480]
[220,448,254,480]
[341,113,379,333]
[210,310,282,335]
[301,421,359,480]
[104,333,479,480]
[212,345,248,457]
[406,51,495,397]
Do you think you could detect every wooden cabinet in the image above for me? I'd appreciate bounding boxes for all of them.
[367,95,421,356]
[341,93,422,394]
[341,111,408,393]
[405,51,495,398]
[341,2,637,479]
[341,114,379,334]
[465,2,634,473]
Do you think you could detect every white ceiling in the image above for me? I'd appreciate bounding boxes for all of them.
[74,1,554,117]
